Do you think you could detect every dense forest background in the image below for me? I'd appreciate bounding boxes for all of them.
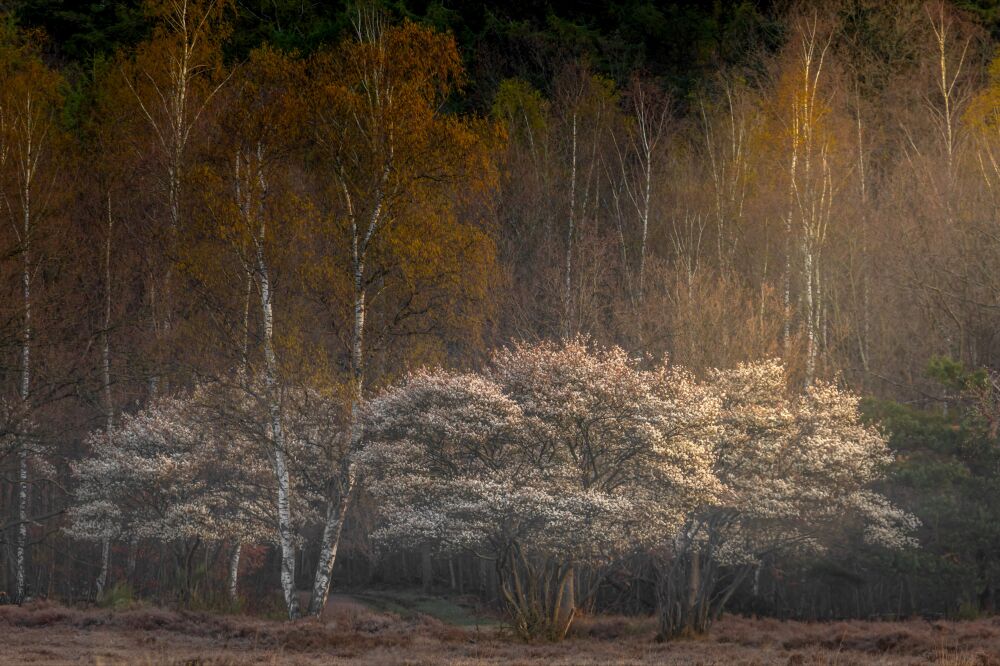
[5,0,1000,627]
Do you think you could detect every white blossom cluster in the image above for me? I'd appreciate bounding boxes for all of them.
[67,380,336,548]
[363,340,713,564]
[361,342,917,569]
[699,359,919,563]
[67,342,917,577]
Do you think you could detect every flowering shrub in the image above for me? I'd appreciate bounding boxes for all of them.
[66,379,337,599]
[362,340,714,638]
[360,341,915,640]
[655,359,918,639]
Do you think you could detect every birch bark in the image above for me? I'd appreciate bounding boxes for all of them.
[228,542,241,602]
[13,94,41,602]
[244,149,300,619]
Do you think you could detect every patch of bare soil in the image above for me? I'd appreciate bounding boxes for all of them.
[3,601,1000,665]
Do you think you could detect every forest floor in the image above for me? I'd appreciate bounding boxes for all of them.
[2,593,999,665]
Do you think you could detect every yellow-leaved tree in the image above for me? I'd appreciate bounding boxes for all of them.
[119,0,231,395]
[187,44,312,617]
[303,11,500,616]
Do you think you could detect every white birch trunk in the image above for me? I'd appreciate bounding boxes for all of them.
[307,471,355,616]
[804,241,816,385]
[15,137,33,602]
[856,100,871,377]
[307,213,366,616]
[240,269,252,380]
[160,20,188,351]
[228,542,241,602]
[95,539,110,600]
[235,145,298,618]
[783,148,796,354]
[306,164,382,616]
[123,1,230,397]
[259,225,298,619]
[637,141,652,304]
[632,88,662,305]
[103,194,114,430]
[563,112,578,339]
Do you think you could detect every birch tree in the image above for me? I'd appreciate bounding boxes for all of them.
[0,22,63,602]
[893,2,981,372]
[772,15,842,385]
[554,66,615,338]
[926,1,971,193]
[206,46,308,616]
[611,77,670,307]
[699,77,760,273]
[492,67,617,340]
[79,54,142,602]
[188,46,351,612]
[305,13,496,616]
[120,0,230,395]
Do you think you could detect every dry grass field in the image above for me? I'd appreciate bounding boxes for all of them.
[3,598,1000,665]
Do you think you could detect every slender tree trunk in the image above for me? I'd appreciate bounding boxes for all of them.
[307,472,355,616]
[563,112,578,339]
[98,192,116,596]
[817,257,826,355]
[307,188,369,617]
[235,150,253,384]
[240,270,252,379]
[688,550,701,613]
[783,148,797,354]
[228,542,241,602]
[855,99,871,379]
[352,269,365,404]
[103,193,114,432]
[555,565,576,638]
[804,242,816,385]
[15,451,27,601]
[126,537,138,583]
[95,539,110,601]
[181,536,200,604]
[639,108,658,303]
[16,173,32,603]
[260,255,298,619]
[159,104,184,371]
[240,151,299,619]
[637,128,653,304]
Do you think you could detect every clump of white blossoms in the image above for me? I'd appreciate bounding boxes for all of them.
[363,339,717,639]
[360,341,916,641]
[657,359,918,638]
[66,379,334,599]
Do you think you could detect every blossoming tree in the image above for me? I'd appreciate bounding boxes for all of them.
[361,340,718,639]
[653,359,918,639]
[67,381,332,602]
[361,342,915,641]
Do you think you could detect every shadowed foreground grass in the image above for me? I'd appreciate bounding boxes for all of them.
[3,599,1000,664]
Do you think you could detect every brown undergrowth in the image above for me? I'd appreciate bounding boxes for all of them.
[4,601,1000,664]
